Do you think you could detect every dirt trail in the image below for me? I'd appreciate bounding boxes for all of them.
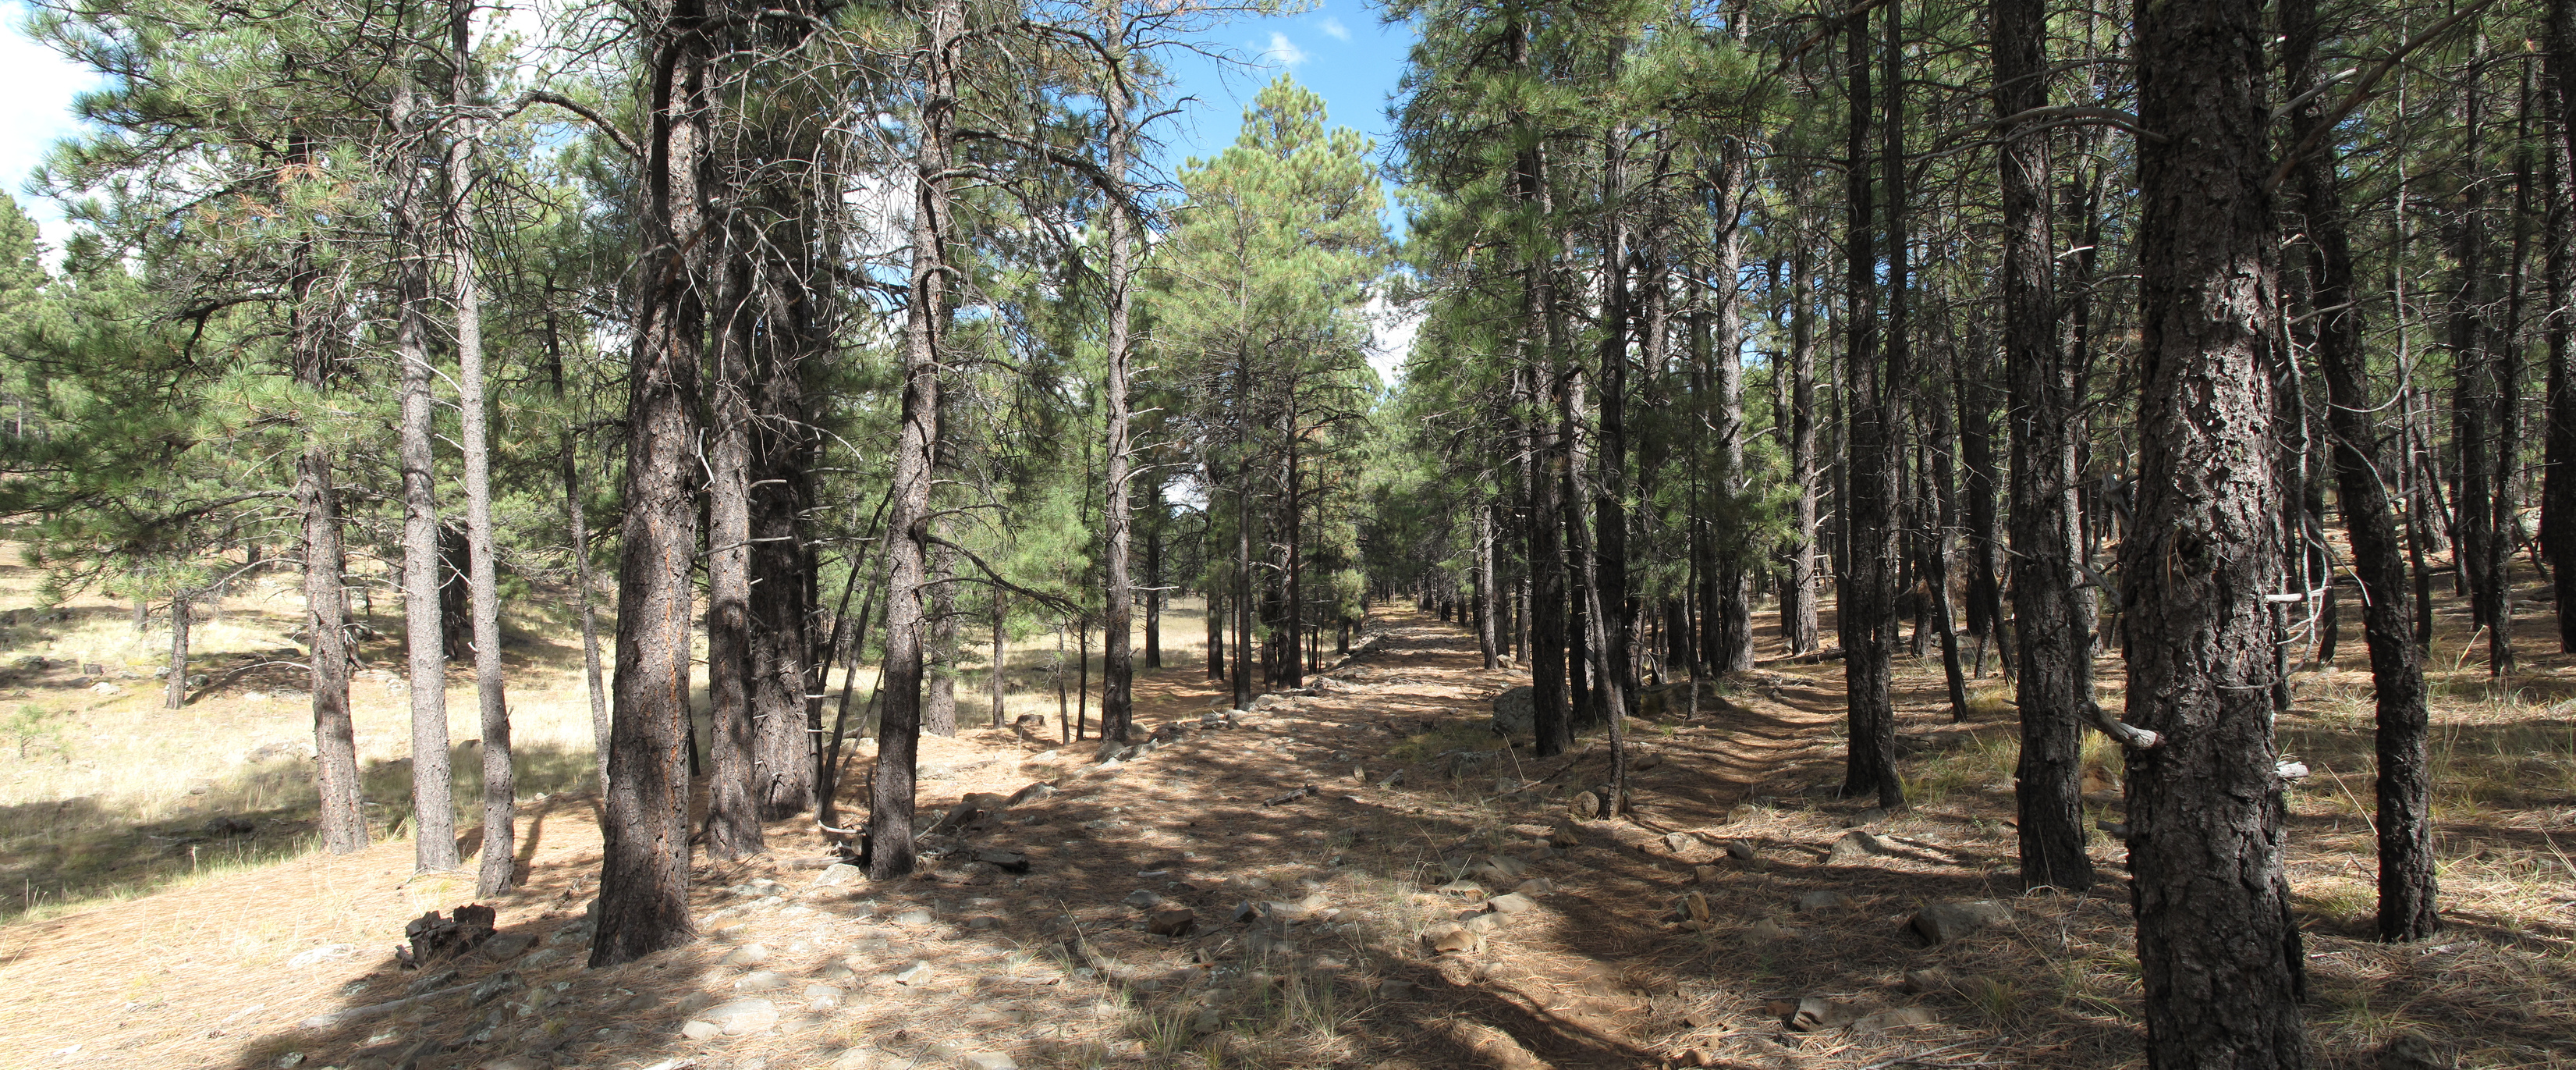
[0,606,2115,1069]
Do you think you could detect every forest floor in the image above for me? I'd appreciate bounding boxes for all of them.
[2,573,2574,1069]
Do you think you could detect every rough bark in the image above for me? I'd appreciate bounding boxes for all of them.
[445,19,513,893]
[591,0,711,965]
[2285,0,2437,943]
[868,0,961,881]
[1098,42,1137,748]
[1785,233,1821,655]
[1839,0,1903,808]
[704,250,761,861]
[2127,0,2310,1056]
[392,80,454,873]
[1994,0,2088,890]
[2543,0,2576,648]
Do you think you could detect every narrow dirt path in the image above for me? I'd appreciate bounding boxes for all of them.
[3,604,2070,1070]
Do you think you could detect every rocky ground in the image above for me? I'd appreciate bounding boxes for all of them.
[2,604,2570,1070]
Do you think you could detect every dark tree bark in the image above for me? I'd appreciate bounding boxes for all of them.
[1784,232,1821,655]
[591,0,712,965]
[2542,0,2576,648]
[1993,0,2088,890]
[748,283,818,819]
[1595,124,1636,706]
[2450,58,2509,675]
[2126,0,2309,1057]
[1954,319,2007,678]
[925,528,959,737]
[867,0,961,881]
[2285,0,2437,943]
[704,250,761,862]
[1205,588,1224,681]
[1838,0,1902,808]
[1477,503,1499,669]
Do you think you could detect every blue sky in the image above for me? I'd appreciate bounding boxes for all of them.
[0,1,1422,374]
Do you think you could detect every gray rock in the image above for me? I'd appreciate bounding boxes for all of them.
[519,947,564,969]
[468,972,522,1007]
[1723,839,1758,860]
[680,1019,723,1041]
[956,1052,1017,1070]
[1662,831,1698,853]
[814,863,862,887]
[1909,900,2016,944]
[893,961,933,986]
[477,932,535,961]
[721,943,772,966]
[1826,830,1883,865]
[735,970,790,992]
[1148,907,1197,937]
[1485,893,1537,914]
[1797,890,1851,913]
[1491,685,1535,736]
[1124,889,1166,909]
[1513,878,1556,896]
[700,997,780,1036]
[890,908,934,926]
[1901,968,1951,994]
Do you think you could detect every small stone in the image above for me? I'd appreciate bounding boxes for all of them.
[1723,840,1758,861]
[894,961,933,986]
[1852,1006,1936,1034]
[1797,890,1851,913]
[1662,831,1697,853]
[520,947,564,969]
[957,1052,1017,1070]
[721,942,771,966]
[701,997,781,1035]
[1124,889,1166,909]
[479,1058,546,1070]
[814,863,863,887]
[1679,891,1712,924]
[1826,830,1883,865]
[680,1019,723,1041]
[1485,893,1536,914]
[891,908,934,926]
[1148,906,1197,937]
[1788,997,1857,1031]
[1723,803,1758,824]
[1546,821,1582,847]
[1901,968,1951,994]
[1424,923,1479,954]
[1692,865,1720,883]
[1569,791,1607,819]
[973,849,1031,873]
[275,1054,306,1069]
[1512,877,1556,896]
[735,970,789,992]
[478,932,535,961]
[1909,900,2016,944]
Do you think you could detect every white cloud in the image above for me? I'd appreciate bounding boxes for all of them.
[1262,31,1308,68]
[1364,293,1421,387]
[1319,17,1350,41]
[0,19,106,256]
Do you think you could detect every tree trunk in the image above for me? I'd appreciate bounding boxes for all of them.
[1476,503,1498,669]
[543,289,610,798]
[867,0,960,882]
[990,594,1008,725]
[165,594,190,710]
[1993,0,2088,890]
[925,528,958,737]
[2285,0,2437,942]
[2542,0,2576,648]
[704,251,761,862]
[1595,125,1635,706]
[445,21,513,894]
[591,2,711,965]
[1206,588,1224,681]
[1098,43,1138,748]
[1785,233,1821,655]
[2127,0,2309,1056]
[1839,0,1902,808]
[748,323,816,817]
[392,80,455,873]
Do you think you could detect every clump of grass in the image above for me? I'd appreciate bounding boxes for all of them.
[1384,720,1495,766]
[1964,975,2024,1022]
[1905,731,2017,805]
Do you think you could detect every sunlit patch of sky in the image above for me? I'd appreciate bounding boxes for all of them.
[0,0,1423,378]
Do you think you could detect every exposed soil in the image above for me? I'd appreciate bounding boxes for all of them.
[2,601,2571,1070]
